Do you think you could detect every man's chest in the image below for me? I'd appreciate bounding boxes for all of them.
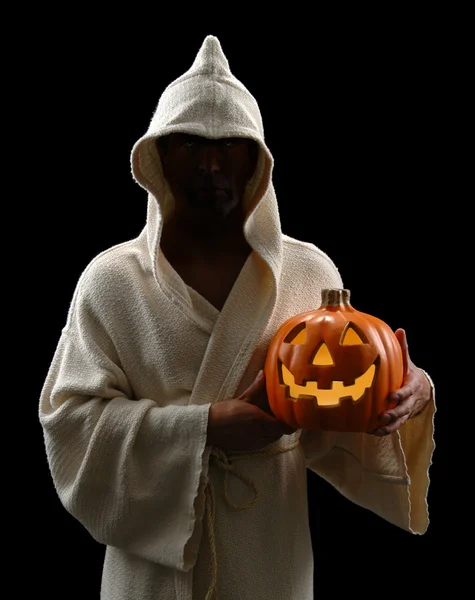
[170,254,250,311]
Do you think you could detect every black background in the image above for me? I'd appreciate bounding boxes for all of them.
[21,17,448,599]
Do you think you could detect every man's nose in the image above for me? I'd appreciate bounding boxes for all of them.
[198,144,221,174]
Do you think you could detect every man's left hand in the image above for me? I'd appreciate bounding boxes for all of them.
[371,328,432,436]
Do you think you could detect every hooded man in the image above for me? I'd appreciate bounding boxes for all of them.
[39,35,436,600]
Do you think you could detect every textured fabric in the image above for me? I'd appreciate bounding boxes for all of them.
[39,35,436,600]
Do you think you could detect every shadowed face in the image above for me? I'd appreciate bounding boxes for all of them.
[156,133,258,228]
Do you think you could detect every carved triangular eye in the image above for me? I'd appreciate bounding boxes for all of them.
[341,325,365,345]
[312,343,334,366]
[285,323,307,345]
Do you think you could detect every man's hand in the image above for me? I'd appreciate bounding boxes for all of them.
[371,328,432,436]
[207,370,297,452]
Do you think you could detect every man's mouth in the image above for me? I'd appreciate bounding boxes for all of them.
[195,187,227,193]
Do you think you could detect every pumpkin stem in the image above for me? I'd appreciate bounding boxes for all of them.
[321,288,351,307]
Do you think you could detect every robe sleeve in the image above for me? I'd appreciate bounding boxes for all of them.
[39,286,212,573]
[300,371,436,534]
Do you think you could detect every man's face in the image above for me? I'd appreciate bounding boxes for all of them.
[157,133,258,227]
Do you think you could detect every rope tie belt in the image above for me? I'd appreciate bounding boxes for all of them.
[203,438,301,600]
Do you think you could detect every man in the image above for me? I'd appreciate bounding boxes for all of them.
[39,35,435,599]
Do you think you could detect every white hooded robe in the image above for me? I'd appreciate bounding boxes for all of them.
[39,35,436,600]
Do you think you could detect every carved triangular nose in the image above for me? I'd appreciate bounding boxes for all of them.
[313,343,334,366]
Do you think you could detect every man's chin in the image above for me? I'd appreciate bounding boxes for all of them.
[192,189,230,205]
[189,195,236,217]
[192,209,231,225]
[186,206,238,232]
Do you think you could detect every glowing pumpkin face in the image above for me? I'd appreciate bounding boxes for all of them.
[264,289,404,432]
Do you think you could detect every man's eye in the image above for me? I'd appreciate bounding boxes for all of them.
[224,140,236,147]
[182,141,195,148]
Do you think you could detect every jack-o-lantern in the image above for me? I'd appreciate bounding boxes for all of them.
[264,288,404,432]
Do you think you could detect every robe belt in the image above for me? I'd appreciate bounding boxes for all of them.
[203,436,302,600]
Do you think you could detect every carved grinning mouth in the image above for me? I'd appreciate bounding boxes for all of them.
[280,361,377,407]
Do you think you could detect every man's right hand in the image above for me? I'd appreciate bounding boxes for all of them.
[206,370,297,452]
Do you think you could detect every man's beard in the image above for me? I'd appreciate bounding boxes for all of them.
[186,189,237,220]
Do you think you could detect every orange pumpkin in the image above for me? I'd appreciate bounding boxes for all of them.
[264,288,404,432]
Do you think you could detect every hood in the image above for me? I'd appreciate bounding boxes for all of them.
[130,34,283,287]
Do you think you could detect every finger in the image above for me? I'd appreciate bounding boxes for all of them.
[395,328,409,376]
[373,414,410,436]
[379,402,410,428]
[387,368,416,405]
[378,413,392,425]
[260,414,295,436]
[273,417,297,435]
[280,424,297,435]
[385,399,412,420]
[385,380,416,416]
[238,370,266,402]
